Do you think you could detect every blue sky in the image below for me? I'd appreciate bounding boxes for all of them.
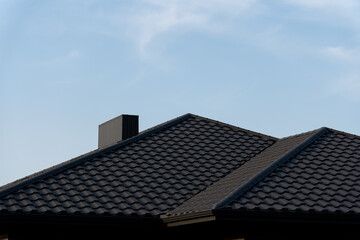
[1,0,359,186]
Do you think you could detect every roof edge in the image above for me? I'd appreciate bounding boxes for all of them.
[0,113,193,198]
[191,114,277,141]
[161,210,214,227]
[213,127,329,209]
[326,127,360,139]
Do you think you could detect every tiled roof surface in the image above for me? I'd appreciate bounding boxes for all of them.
[167,127,325,215]
[0,114,275,217]
[1,113,359,224]
[226,129,360,214]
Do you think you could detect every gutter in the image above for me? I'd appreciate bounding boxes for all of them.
[161,210,215,227]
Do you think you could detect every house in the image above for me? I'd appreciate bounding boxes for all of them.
[0,113,359,239]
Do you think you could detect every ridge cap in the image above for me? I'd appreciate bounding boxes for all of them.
[280,127,328,139]
[213,127,329,210]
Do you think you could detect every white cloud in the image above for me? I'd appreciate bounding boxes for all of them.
[320,46,360,61]
[128,0,258,55]
[67,50,81,59]
[283,0,358,9]
[282,0,360,28]
[0,0,19,28]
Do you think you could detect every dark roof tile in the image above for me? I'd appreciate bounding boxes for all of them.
[0,114,275,217]
[227,129,360,215]
[165,128,322,216]
[2,114,359,224]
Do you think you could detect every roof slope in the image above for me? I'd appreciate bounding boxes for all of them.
[166,127,327,216]
[0,114,276,218]
[2,113,359,225]
[226,128,360,214]
[163,127,360,225]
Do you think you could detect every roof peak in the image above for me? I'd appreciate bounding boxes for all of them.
[280,127,328,140]
[0,113,275,200]
[1,113,359,225]
[0,113,277,218]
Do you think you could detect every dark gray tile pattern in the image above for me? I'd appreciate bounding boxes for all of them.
[167,128,324,216]
[0,115,275,217]
[228,130,360,214]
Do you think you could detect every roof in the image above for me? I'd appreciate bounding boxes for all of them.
[165,127,327,216]
[163,127,360,226]
[0,113,275,218]
[0,113,359,227]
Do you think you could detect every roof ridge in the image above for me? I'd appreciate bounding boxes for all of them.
[0,113,193,198]
[326,127,360,139]
[190,114,277,141]
[213,127,329,209]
